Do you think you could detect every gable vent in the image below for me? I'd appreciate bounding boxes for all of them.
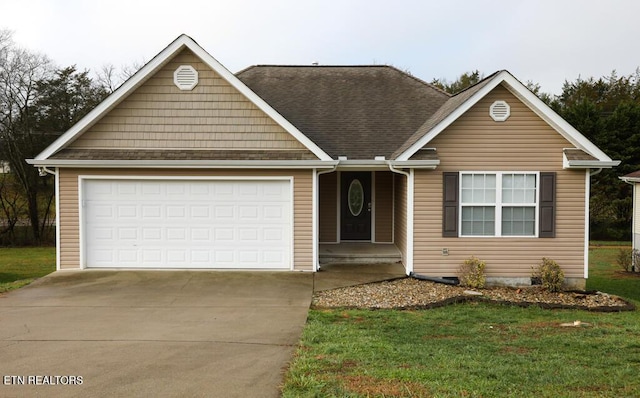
[174,65,198,91]
[490,100,510,121]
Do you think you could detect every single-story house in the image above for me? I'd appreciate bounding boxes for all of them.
[620,171,640,267]
[29,34,620,288]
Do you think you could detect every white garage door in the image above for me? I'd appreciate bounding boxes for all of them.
[83,179,292,269]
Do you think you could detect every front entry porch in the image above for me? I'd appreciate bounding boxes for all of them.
[319,243,402,265]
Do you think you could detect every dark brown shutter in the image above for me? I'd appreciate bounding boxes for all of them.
[443,172,459,237]
[539,172,556,238]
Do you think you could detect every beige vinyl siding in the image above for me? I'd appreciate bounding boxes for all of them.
[58,168,313,271]
[393,173,408,264]
[69,49,310,153]
[319,172,338,243]
[412,84,587,278]
[634,184,640,250]
[635,183,640,235]
[375,171,393,243]
[293,170,314,271]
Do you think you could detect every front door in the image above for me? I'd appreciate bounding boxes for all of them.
[340,172,371,241]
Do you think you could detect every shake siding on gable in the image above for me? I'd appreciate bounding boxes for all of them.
[412,84,586,278]
[69,49,309,152]
[58,168,314,271]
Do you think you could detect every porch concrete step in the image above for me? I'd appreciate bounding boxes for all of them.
[319,243,402,265]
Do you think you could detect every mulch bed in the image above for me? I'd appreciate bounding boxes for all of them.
[311,277,635,312]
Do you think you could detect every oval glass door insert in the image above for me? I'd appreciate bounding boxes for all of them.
[348,179,364,216]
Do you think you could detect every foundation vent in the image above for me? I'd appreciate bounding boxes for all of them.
[174,65,198,91]
[490,100,510,121]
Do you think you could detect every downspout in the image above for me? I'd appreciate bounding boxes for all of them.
[38,166,56,176]
[315,163,339,271]
[387,162,413,275]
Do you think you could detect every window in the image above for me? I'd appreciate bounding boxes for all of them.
[460,172,538,237]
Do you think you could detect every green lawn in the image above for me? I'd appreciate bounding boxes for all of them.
[587,245,640,302]
[0,247,56,292]
[283,244,640,397]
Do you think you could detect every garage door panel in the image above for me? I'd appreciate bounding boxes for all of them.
[84,179,291,269]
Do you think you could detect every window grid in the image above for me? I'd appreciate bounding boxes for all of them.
[459,172,539,237]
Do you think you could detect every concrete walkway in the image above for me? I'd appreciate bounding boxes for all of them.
[314,262,407,291]
[0,271,313,398]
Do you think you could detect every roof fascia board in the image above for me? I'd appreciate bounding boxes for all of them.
[565,160,620,168]
[35,35,332,162]
[388,160,440,169]
[396,72,506,161]
[396,71,615,163]
[620,176,640,183]
[27,159,339,169]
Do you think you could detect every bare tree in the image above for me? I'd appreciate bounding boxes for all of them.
[95,59,146,93]
[96,63,119,93]
[0,29,53,244]
[0,172,26,241]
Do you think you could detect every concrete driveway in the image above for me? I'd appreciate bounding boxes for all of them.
[0,270,313,397]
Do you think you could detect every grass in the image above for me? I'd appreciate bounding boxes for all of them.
[587,243,640,303]
[282,244,640,397]
[0,247,56,292]
[589,241,632,247]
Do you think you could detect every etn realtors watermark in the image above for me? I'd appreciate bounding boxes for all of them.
[3,375,83,385]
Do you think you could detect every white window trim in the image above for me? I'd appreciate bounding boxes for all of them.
[459,171,540,238]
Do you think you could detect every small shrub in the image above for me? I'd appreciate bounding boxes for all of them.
[616,248,633,272]
[458,256,486,289]
[532,258,564,292]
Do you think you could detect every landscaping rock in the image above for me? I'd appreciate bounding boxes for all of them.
[312,278,635,311]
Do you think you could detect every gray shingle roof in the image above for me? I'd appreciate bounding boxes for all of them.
[563,148,598,161]
[623,170,640,179]
[237,65,450,160]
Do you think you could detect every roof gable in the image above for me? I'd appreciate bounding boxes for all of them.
[422,84,576,169]
[35,35,332,162]
[63,48,312,157]
[394,71,615,164]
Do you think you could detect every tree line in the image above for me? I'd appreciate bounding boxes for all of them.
[0,30,112,245]
[0,31,638,245]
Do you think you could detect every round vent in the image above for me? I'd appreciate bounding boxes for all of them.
[173,65,198,91]
[490,100,510,121]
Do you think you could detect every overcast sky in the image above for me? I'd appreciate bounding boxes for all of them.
[1,0,638,95]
